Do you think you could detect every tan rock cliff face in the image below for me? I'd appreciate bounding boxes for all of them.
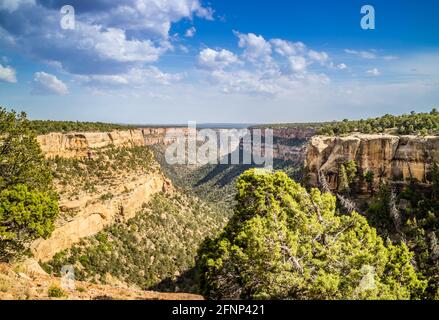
[37,128,192,159]
[37,130,145,159]
[31,171,172,262]
[33,129,177,262]
[306,134,439,191]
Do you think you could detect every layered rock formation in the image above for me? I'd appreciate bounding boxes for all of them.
[31,172,172,262]
[37,130,145,159]
[270,128,315,161]
[33,129,178,262]
[306,134,439,191]
[37,128,191,159]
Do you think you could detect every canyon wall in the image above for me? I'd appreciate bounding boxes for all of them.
[37,128,191,159]
[34,129,177,261]
[31,172,172,262]
[37,127,315,161]
[270,128,315,161]
[32,126,316,261]
[306,134,439,191]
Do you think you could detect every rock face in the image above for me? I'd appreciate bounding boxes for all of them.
[33,129,178,262]
[31,172,172,262]
[37,130,145,159]
[37,128,192,159]
[306,134,439,191]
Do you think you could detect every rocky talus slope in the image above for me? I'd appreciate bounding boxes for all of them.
[306,134,439,191]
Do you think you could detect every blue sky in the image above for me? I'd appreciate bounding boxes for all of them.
[0,0,438,124]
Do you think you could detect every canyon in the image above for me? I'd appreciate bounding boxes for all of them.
[306,134,439,191]
[32,127,314,262]
[33,127,439,263]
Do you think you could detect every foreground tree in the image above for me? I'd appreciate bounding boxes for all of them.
[0,107,58,261]
[197,170,426,300]
[0,185,58,261]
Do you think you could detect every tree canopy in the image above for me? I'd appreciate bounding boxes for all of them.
[0,108,58,261]
[317,109,439,136]
[197,170,426,300]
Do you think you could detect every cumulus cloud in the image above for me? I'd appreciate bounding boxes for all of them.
[0,63,17,83]
[234,31,273,65]
[196,31,343,95]
[366,68,381,76]
[32,72,69,95]
[308,50,329,63]
[185,26,196,38]
[0,0,212,78]
[36,0,213,38]
[270,39,305,57]
[197,48,240,70]
[289,56,308,72]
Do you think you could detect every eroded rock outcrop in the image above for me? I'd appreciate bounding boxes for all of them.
[33,129,178,262]
[306,134,439,191]
[37,128,193,159]
[31,171,172,262]
[37,130,146,159]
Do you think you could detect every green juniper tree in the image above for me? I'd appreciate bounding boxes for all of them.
[0,107,58,262]
[198,170,426,300]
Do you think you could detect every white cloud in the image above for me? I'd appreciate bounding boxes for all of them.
[0,0,212,77]
[345,49,377,59]
[91,27,165,63]
[76,67,183,88]
[289,56,308,72]
[195,31,347,95]
[0,0,34,13]
[270,39,305,57]
[308,50,329,64]
[366,68,381,76]
[32,72,69,95]
[197,48,240,70]
[0,63,16,83]
[185,27,196,38]
[337,63,348,70]
[234,32,273,65]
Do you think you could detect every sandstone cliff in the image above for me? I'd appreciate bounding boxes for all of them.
[37,128,191,159]
[31,171,172,262]
[33,130,175,262]
[306,134,439,191]
[37,130,145,159]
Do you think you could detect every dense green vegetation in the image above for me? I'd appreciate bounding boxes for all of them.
[151,145,305,213]
[197,170,426,300]
[44,192,229,293]
[365,166,439,299]
[49,146,157,201]
[0,108,58,262]
[28,120,137,135]
[318,109,439,136]
[251,122,326,130]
